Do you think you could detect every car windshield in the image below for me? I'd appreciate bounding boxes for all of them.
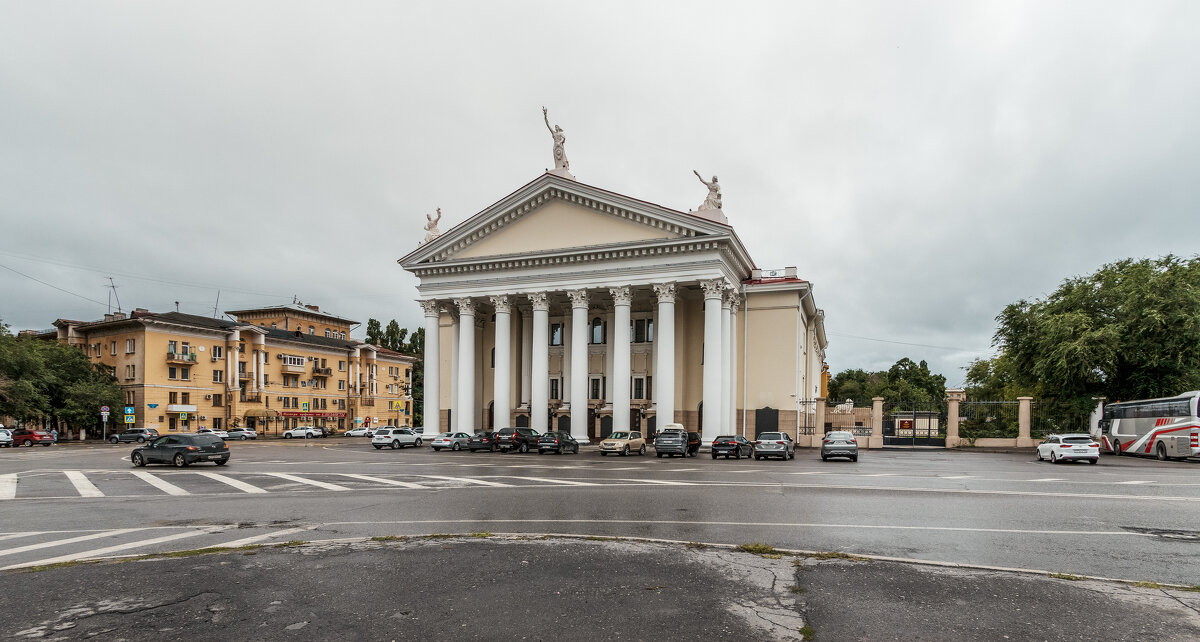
[715,435,735,441]
[437,433,451,438]
[608,432,630,440]
[827,432,853,439]
[759,433,783,440]
[1063,436,1093,444]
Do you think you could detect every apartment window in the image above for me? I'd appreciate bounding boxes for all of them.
[590,376,603,400]
[181,342,191,355]
[170,392,178,404]
[633,319,654,343]
[262,374,269,386]
[213,370,223,383]
[308,326,315,335]
[212,345,223,359]
[321,358,327,368]
[124,364,135,380]
[213,418,222,431]
[180,367,190,381]
[181,392,189,404]
[338,360,346,371]
[124,390,135,405]
[212,394,223,407]
[168,366,178,380]
[590,317,605,344]
[282,355,305,367]
[321,398,327,410]
[283,398,291,409]
[319,378,326,389]
[338,399,346,410]
[168,340,178,354]
[338,380,345,391]
[325,329,331,338]
[169,417,177,431]
[125,338,136,354]
[550,323,563,346]
[292,397,298,408]
[110,341,117,355]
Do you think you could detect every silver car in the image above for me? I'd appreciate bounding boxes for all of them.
[820,431,859,461]
[753,432,795,460]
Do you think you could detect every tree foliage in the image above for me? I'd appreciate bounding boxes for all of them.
[0,334,123,432]
[827,358,947,406]
[987,255,1200,410]
[364,318,424,426]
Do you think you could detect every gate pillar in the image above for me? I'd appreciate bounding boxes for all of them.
[871,397,885,449]
[946,389,965,448]
[1017,396,1034,447]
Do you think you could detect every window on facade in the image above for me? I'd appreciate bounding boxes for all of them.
[213,370,223,383]
[168,366,177,380]
[170,392,178,404]
[181,342,191,355]
[180,367,190,381]
[212,345,223,359]
[110,341,117,355]
[292,396,298,408]
[213,418,222,430]
[338,380,345,391]
[590,377,602,400]
[632,377,645,400]
[338,360,346,371]
[308,326,315,335]
[168,340,178,355]
[212,394,222,407]
[262,373,269,385]
[169,417,177,431]
[590,318,605,344]
[283,398,291,409]
[633,320,646,343]
[338,399,345,410]
[181,392,189,405]
[550,323,563,346]
[125,339,135,354]
[550,378,561,400]
[282,355,305,367]
[324,329,331,338]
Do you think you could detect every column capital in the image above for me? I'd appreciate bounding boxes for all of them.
[419,299,441,317]
[652,282,677,303]
[700,279,727,300]
[724,290,742,311]
[454,297,476,316]
[609,286,632,306]
[527,292,550,311]
[566,289,589,309]
[489,295,512,314]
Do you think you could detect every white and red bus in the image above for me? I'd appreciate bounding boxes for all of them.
[1095,391,1200,460]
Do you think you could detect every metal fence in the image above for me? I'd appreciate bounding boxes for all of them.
[958,401,1019,439]
[1031,400,1091,438]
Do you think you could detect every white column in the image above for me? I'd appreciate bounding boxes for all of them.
[250,344,259,393]
[490,295,512,432]
[652,283,676,428]
[562,315,572,404]
[455,298,476,433]
[354,347,362,394]
[256,334,266,393]
[421,301,441,433]
[721,295,733,436]
[611,286,632,432]
[701,279,726,442]
[604,309,615,406]
[568,289,589,443]
[450,313,459,430]
[227,330,240,392]
[729,296,740,434]
[521,308,533,408]
[529,293,550,433]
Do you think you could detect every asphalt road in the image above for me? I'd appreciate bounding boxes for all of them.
[2,440,1197,586]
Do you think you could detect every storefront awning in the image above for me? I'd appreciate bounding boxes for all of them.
[243,408,280,418]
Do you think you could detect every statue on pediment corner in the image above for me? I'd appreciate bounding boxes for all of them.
[693,170,723,211]
[543,106,571,174]
[422,208,442,244]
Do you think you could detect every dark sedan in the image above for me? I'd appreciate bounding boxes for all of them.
[537,431,579,455]
[131,433,229,468]
[109,428,160,444]
[711,435,753,459]
[467,432,498,452]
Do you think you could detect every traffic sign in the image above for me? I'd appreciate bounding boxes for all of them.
[100,412,109,421]
[124,414,135,424]
[124,406,134,414]
[302,402,309,412]
[100,405,110,413]
[180,413,188,420]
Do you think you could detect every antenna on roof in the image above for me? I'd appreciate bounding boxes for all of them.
[106,277,122,314]
[212,290,221,319]
[175,301,180,313]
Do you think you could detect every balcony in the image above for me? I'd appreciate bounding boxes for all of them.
[166,352,198,364]
[281,362,307,374]
[361,399,375,407]
[241,393,262,403]
[312,367,332,377]
[238,369,250,380]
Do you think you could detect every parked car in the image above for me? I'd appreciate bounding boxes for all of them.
[0,428,12,448]
[108,428,159,444]
[372,428,422,450]
[131,433,230,467]
[496,427,540,453]
[345,427,371,437]
[12,430,55,447]
[599,431,646,456]
[820,431,859,462]
[753,432,796,460]
[538,431,579,455]
[197,428,229,439]
[282,426,320,439]
[225,427,257,440]
[467,432,498,452]
[653,426,689,457]
[687,431,701,456]
[431,432,472,451]
[710,435,753,459]
[1037,434,1100,464]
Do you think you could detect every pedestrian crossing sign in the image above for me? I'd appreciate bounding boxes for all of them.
[124,414,135,424]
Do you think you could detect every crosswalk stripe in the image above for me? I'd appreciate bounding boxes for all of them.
[130,471,190,496]
[1,528,221,570]
[0,528,146,558]
[209,526,317,548]
[0,474,16,500]
[261,472,349,491]
[1117,480,1154,485]
[0,532,44,542]
[63,471,104,497]
[1030,478,1065,482]
[337,474,427,489]
[508,476,597,486]
[943,476,974,479]
[195,472,269,494]
[614,478,692,486]
[416,475,511,487]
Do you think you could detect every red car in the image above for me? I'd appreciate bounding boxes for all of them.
[11,430,54,447]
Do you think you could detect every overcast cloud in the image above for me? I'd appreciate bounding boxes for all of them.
[2,1,1198,385]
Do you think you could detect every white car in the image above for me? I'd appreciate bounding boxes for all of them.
[198,428,229,439]
[283,426,320,439]
[372,428,422,450]
[431,432,471,451]
[1037,433,1100,464]
[345,427,371,437]
[0,429,12,448]
[225,427,257,440]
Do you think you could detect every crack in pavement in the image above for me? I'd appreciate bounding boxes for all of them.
[10,592,220,639]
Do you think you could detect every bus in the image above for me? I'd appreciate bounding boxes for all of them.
[1095,391,1200,460]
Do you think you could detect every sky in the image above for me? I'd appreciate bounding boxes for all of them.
[2,1,1198,386]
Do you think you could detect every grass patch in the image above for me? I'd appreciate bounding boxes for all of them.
[469,532,493,538]
[1133,581,1162,589]
[800,624,815,640]
[20,559,95,573]
[1182,585,1200,593]
[422,534,458,540]
[369,535,409,543]
[735,543,779,556]
[1048,572,1084,581]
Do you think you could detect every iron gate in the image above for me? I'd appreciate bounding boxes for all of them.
[882,400,947,448]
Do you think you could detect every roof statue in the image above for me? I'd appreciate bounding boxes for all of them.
[542,106,574,179]
[422,208,442,245]
[693,170,723,211]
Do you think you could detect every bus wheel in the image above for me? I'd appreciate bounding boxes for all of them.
[1111,441,1121,456]
[1156,442,1168,461]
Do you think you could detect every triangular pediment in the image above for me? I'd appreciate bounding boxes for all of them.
[399,173,732,267]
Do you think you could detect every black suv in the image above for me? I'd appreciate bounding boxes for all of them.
[496,427,539,453]
[467,432,498,452]
[109,428,160,444]
[131,433,229,467]
[537,431,579,455]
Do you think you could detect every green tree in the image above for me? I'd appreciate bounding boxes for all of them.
[0,334,122,434]
[826,358,946,406]
[365,318,383,346]
[992,255,1200,410]
[384,320,407,353]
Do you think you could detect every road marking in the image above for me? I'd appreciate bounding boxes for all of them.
[416,475,511,487]
[613,478,693,486]
[0,532,45,542]
[130,471,190,496]
[862,473,896,477]
[1029,478,1065,482]
[260,472,350,491]
[603,467,647,471]
[787,471,827,475]
[943,475,974,479]
[63,471,104,497]
[1,528,222,570]
[337,474,427,489]
[194,472,269,494]
[507,477,597,486]
[210,526,318,548]
[0,528,146,558]
[0,474,15,500]
[1116,480,1154,485]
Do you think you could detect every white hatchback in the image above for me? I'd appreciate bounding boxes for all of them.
[345,427,371,437]
[0,429,12,448]
[372,428,422,450]
[283,426,320,439]
[1037,433,1100,464]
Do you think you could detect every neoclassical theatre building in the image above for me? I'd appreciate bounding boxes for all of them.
[400,147,827,443]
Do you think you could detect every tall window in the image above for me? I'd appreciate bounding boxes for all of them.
[550,323,563,346]
[168,366,178,380]
[181,392,190,405]
[213,370,223,383]
[168,340,178,354]
[550,378,561,400]
[180,367,190,381]
[308,326,315,335]
[170,392,178,404]
[212,345,223,359]
[212,394,223,407]
[110,341,117,355]
[590,318,605,344]
[325,329,331,338]
[125,338,136,353]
